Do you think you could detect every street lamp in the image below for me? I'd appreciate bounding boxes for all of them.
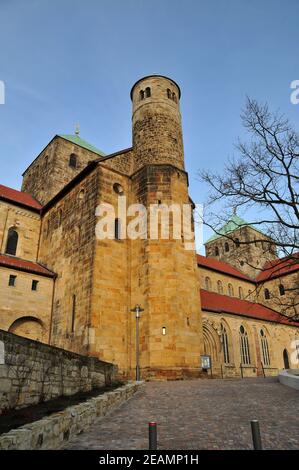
[131,304,144,381]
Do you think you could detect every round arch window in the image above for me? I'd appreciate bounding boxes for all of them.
[113,183,124,195]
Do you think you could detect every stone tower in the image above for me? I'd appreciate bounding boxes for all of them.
[129,75,203,379]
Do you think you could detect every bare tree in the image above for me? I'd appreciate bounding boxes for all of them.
[200,97,299,320]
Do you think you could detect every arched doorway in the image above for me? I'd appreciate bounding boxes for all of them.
[9,316,45,342]
[283,349,290,369]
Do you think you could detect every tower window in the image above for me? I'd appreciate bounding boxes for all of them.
[279,284,285,296]
[5,228,19,256]
[224,242,229,252]
[215,246,219,256]
[167,89,172,99]
[69,154,77,168]
[115,218,121,240]
[32,280,39,291]
[8,275,17,287]
[235,238,240,248]
[264,288,270,300]
[145,87,151,98]
[217,280,223,294]
[139,90,145,100]
[172,92,177,103]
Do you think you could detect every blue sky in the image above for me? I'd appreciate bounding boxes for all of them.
[0,0,298,245]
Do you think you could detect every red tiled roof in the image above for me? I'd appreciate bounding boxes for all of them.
[0,184,42,211]
[200,289,299,327]
[0,254,56,278]
[256,253,299,282]
[197,254,253,282]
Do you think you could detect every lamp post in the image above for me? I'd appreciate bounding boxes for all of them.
[131,304,144,382]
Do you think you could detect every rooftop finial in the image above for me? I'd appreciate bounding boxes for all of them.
[75,123,80,136]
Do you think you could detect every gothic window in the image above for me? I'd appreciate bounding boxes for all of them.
[205,276,211,291]
[69,153,77,168]
[145,87,151,98]
[238,286,244,299]
[264,288,270,300]
[228,283,234,297]
[260,329,270,366]
[221,324,230,364]
[279,284,285,296]
[224,242,229,252]
[215,246,219,256]
[5,228,18,256]
[217,280,223,294]
[239,325,251,365]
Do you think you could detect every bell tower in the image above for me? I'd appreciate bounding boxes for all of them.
[129,75,203,379]
[131,75,184,172]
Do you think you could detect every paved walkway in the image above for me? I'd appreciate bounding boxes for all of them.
[65,377,299,450]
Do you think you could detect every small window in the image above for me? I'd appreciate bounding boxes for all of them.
[205,276,211,291]
[5,228,19,256]
[78,189,85,201]
[145,87,151,98]
[279,284,285,296]
[264,288,270,300]
[215,246,219,256]
[238,287,244,299]
[172,92,177,103]
[113,183,124,195]
[32,280,39,291]
[8,275,16,287]
[235,238,240,248]
[69,154,77,168]
[224,242,229,252]
[167,88,172,99]
[140,90,144,100]
[115,218,121,240]
[228,283,234,297]
[217,280,223,294]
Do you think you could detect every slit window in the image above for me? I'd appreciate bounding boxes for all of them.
[32,280,39,291]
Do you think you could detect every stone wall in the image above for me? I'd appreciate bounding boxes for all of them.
[0,382,141,450]
[0,329,117,414]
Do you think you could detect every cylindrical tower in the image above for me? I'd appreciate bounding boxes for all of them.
[131,75,184,171]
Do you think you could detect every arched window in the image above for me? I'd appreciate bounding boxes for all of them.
[167,88,172,99]
[224,242,229,252]
[228,283,234,297]
[217,280,223,294]
[221,324,230,364]
[239,325,251,365]
[235,238,240,248]
[140,90,144,100]
[78,189,85,201]
[215,246,219,256]
[279,284,285,296]
[5,228,18,256]
[238,286,244,299]
[248,289,253,301]
[145,87,151,98]
[69,153,77,168]
[260,329,270,366]
[264,288,270,300]
[172,92,177,103]
[205,276,211,291]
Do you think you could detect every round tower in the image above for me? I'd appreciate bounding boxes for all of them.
[131,75,185,171]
